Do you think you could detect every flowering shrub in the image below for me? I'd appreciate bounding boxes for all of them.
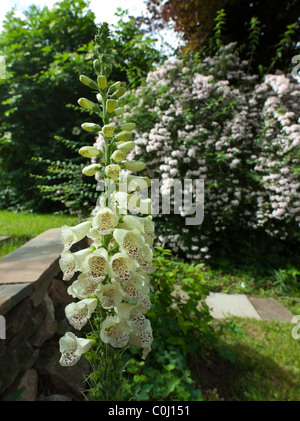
[57,24,156,400]
[117,43,300,265]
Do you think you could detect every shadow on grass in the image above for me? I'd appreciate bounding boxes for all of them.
[191,343,300,401]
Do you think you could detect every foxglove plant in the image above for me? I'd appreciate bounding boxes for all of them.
[57,24,156,399]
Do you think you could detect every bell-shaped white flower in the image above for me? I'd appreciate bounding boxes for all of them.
[59,332,95,367]
[97,280,124,309]
[128,320,153,359]
[138,293,152,311]
[100,315,130,348]
[115,303,148,331]
[109,252,137,283]
[113,228,145,259]
[136,243,155,273]
[81,248,108,281]
[92,207,118,235]
[123,215,156,245]
[65,298,98,330]
[114,191,129,214]
[118,272,150,303]
[115,192,151,215]
[61,221,92,251]
[86,227,103,248]
[122,215,144,232]
[59,248,93,281]
[67,273,103,299]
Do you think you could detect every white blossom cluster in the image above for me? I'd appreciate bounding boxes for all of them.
[120,43,300,260]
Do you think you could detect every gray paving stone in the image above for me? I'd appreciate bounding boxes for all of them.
[248,296,294,322]
[205,292,262,320]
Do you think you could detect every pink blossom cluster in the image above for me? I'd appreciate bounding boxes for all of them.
[96,44,300,261]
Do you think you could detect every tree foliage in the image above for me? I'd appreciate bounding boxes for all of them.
[0,2,164,213]
[138,0,299,72]
[0,0,98,211]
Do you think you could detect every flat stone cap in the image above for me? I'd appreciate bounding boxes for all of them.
[0,228,62,288]
[0,229,63,315]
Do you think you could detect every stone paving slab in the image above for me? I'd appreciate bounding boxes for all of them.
[0,283,32,315]
[248,296,293,322]
[205,292,262,320]
[0,228,62,289]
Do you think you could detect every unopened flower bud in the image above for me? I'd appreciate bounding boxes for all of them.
[108,81,121,94]
[114,131,132,142]
[93,59,101,73]
[79,75,99,91]
[111,150,127,163]
[124,161,146,172]
[114,108,124,116]
[102,125,114,138]
[106,99,117,114]
[105,164,121,181]
[120,175,151,192]
[117,141,135,153]
[78,98,101,113]
[79,146,102,158]
[97,75,107,90]
[120,123,136,132]
[81,123,101,132]
[82,164,101,176]
[111,86,126,99]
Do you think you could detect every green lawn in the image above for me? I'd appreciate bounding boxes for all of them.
[194,314,300,401]
[0,210,78,257]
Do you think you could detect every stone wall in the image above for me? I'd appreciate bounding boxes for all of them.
[0,229,90,401]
